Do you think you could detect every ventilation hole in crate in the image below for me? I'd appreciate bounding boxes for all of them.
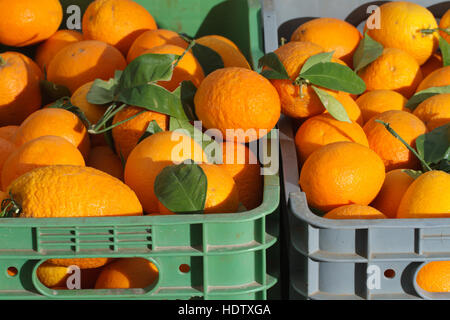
[384,269,396,279]
[179,264,190,273]
[7,267,18,277]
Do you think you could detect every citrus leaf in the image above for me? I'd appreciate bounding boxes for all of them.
[40,80,72,105]
[401,169,423,180]
[353,32,384,72]
[116,83,189,120]
[406,86,450,111]
[300,51,334,74]
[154,162,207,214]
[173,80,198,121]
[47,97,91,128]
[258,52,290,80]
[312,86,351,123]
[138,120,163,143]
[87,77,119,105]
[440,37,450,67]
[416,123,450,166]
[191,41,224,75]
[431,159,450,173]
[300,62,366,94]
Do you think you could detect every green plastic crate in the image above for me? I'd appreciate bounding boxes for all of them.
[0,0,280,300]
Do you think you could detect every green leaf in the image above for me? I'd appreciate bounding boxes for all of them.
[47,97,91,128]
[300,51,334,74]
[258,52,290,80]
[300,62,366,94]
[312,86,351,123]
[416,123,450,167]
[401,169,423,180]
[175,80,198,121]
[353,32,384,72]
[406,86,450,111]
[440,37,450,67]
[431,159,450,173]
[116,83,189,120]
[191,41,224,75]
[138,120,163,143]
[87,71,122,105]
[39,80,72,105]
[154,162,207,214]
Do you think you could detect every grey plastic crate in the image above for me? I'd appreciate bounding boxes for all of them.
[261,0,450,300]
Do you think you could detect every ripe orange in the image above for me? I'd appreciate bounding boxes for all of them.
[158,163,240,214]
[218,141,263,210]
[357,48,423,98]
[397,170,450,219]
[416,261,450,292]
[0,126,19,142]
[0,52,43,126]
[95,258,158,289]
[112,106,169,160]
[124,131,207,214]
[329,92,364,126]
[365,1,439,66]
[363,110,427,171]
[47,40,127,94]
[14,108,91,160]
[323,204,387,219]
[355,90,408,125]
[290,17,362,67]
[413,93,450,131]
[294,113,369,164]
[299,141,385,212]
[1,135,86,191]
[269,41,347,119]
[127,29,189,63]
[195,35,251,69]
[87,146,124,180]
[194,67,281,143]
[370,169,415,218]
[0,138,15,190]
[140,44,204,92]
[439,9,450,43]
[35,30,84,72]
[416,66,450,92]
[48,258,115,270]
[0,0,62,47]
[421,52,443,78]
[82,0,157,55]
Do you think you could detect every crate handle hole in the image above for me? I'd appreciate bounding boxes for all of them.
[7,267,18,277]
[384,269,395,279]
[179,264,190,273]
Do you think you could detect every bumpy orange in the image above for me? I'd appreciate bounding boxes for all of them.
[416,261,450,293]
[413,93,450,131]
[416,66,450,92]
[323,204,387,220]
[355,90,408,125]
[195,67,281,142]
[299,141,385,212]
[0,138,15,190]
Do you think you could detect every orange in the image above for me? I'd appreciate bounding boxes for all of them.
[82,0,157,55]
[439,9,450,43]
[0,0,62,47]
[6,165,143,218]
[196,35,251,69]
[47,40,127,94]
[0,138,15,190]
[158,163,240,215]
[416,261,450,293]
[218,141,263,210]
[413,93,450,131]
[357,48,423,99]
[124,131,207,214]
[1,135,86,191]
[299,141,385,212]
[140,44,205,92]
[95,258,158,289]
[370,169,415,218]
[127,29,189,63]
[397,170,450,219]
[269,41,347,119]
[87,146,124,180]
[14,108,91,160]
[365,1,439,66]
[355,90,408,125]
[0,190,6,202]
[294,113,369,164]
[290,17,362,67]
[0,52,43,126]
[363,110,428,171]
[416,66,450,92]
[323,204,387,220]
[0,126,19,142]
[35,30,84,72]
[421,52,443,78]
[112,106,169,160]
[329,92,364,126]
[194,67,281,143]
[48,258,115,270]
